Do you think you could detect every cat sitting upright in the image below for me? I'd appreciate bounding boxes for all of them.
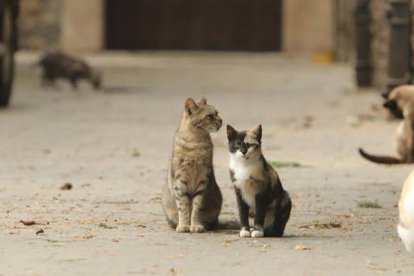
[227,124,291,237]
[359,87,414,164]
[38,51,101,90]
[162,97,223,233]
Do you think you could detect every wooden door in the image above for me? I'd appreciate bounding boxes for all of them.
[105,0,282,51]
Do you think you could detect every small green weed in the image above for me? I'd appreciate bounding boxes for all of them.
[99,223,116,229]
[357,201,382,209]
[270,161,302,168]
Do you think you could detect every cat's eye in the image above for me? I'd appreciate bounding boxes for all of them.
[207,114,214,119]
[245,143,256,148]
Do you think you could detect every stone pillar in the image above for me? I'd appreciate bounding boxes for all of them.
[353,0,372,87]
[371,0,390,89]
[60,0,104,52]
[386,0,412,92]
[334,0,357,62]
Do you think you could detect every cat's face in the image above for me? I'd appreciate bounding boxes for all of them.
[384,87,414,118]
[184,97,222,133]
[226,124,262,160]
[383,98,403,118]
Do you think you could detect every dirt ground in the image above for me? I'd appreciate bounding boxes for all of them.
[1,51,413,275]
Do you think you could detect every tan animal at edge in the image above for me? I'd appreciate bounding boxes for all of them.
[398,170,414,255]
[359,86,414,164]
[382,85,414,119]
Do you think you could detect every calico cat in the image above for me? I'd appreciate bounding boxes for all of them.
[38,51,101,90]
[162,97,223,233]
[227,124,291,237]
[398,169,414,255]
[359,87,414,164]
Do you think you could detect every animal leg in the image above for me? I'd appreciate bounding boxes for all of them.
[173,180,191,233]
[190,193,206,233]
[272,192,292,237]
[252,193,268,238]
[235,188,250,237]
[70,77,79,90]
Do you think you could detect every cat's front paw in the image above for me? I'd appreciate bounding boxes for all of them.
[176,224,190,233]
[239,228,251,238]
[190,224,205,233]
[251,229,264,238]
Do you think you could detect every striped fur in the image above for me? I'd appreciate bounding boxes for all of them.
[162,98,223,233]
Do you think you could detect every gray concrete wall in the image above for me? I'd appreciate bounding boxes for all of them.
[18,0,62,50]
[283,0,334,53]
[60,0,105,52]
[18,0,104,52]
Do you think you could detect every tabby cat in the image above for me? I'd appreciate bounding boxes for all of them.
[162,97,223,233]
[227,124,291,237]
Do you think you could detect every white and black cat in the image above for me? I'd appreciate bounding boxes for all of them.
[226,124,291,237]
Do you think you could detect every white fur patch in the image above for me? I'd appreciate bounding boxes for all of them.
[398,224,414,256]
[251,229,264,238]
[395,122,405,154]
[398,170,414,255]
[229,152,260,207]
[239,229,251,238]
[401,186,414,225]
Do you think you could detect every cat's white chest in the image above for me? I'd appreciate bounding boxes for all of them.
[229,153,260,207]
[396,122,405,145]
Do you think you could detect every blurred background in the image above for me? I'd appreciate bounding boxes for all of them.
[19,0,340,56]
[18,0,407,91]
[4,1,414,274]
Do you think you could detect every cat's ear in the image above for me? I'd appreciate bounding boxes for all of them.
[184,98,199,116]
[226,125,237,140]
[251,124,262,141]
[197,97,207,105]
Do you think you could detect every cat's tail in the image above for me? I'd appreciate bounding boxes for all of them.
[358,148,404,164]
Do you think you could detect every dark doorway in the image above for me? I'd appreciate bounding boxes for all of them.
[105,0,282,51]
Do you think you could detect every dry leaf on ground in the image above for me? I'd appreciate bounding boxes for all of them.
[60,183,73,190]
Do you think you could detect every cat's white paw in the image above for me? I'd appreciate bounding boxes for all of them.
[176,224,190,233]
[251,229,264,238]
[190,224,205,233]
[239,229,251,238]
